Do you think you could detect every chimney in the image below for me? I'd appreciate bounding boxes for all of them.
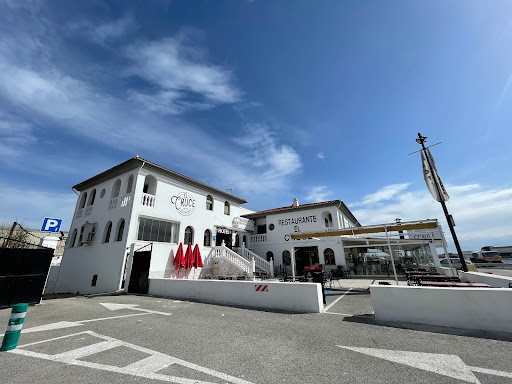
[292,198,299,208]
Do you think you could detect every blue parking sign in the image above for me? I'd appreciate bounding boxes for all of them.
[41,218,62,233]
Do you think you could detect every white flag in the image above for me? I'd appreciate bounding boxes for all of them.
[421,148,450,202]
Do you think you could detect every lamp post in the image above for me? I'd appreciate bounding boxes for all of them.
[416,133,468,272]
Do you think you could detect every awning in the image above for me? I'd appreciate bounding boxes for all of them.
[215,225,248,233]
[290,220,438,240]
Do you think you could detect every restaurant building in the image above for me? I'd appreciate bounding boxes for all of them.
[55,156,440,295]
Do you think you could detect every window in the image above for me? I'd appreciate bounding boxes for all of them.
[137,217,179,243]
[87,189,96,206]
[206,195,213,210]
[143,175,157,195]
[115,219,125,242]
[103,221,112,243]
[266,251,274,262]
[282,250,291,266]
[78,225,85,246]
[224,201,230,215]
[243,235,247,247]
[257,225,267,234]
[184,226,194,244]
[100,188,105,198]
[111,179,121,198]
[126,174,134,194]
[69,229,78,248]
[322,211,333,228]
[79,193,88,209]
[324,248,335,265]
[204,229,211,246]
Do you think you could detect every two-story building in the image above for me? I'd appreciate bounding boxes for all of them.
[55,156,249,295]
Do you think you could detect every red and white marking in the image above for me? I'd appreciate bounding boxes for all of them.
[254,285,268,292]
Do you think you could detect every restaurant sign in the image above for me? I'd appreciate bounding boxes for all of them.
[171,192,195,216]
[407,228,443,248]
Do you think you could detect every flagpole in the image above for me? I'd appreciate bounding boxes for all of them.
[416,133,468,272]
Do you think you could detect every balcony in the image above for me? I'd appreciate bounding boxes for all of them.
[75,208,84,218]
[232,217,255,231]
[85,206,93,216]
[250,234,267,243]
[141,193,155,207]
[108,197,118,210]
[120,194,131,207]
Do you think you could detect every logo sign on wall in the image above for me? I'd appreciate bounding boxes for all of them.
[171,192,195,216]
[407,229,443,248]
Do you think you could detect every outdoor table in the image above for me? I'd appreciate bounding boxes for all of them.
[214,275,238,280]
[419,281,490,288]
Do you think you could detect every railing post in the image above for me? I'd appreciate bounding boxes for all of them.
[251,256,256,280]
[270,257,274,278]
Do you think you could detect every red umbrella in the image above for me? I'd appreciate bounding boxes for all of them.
[174,243,185,277]
[192,244,203,278]
[184,243,194,273]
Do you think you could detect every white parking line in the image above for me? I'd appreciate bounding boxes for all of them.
[323,288,353,313]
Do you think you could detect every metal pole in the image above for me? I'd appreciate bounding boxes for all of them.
[384,225,399,285]
[417,133,468,272]
[3,221,17,248]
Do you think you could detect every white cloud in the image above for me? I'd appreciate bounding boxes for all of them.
[351,183,411,206]
[350,183,512,251]
[306,186,331,202]
[0,183,77,231]
[125,35,241,114]
[317,152,325,159]
[68,15,137,45]
[0,110,37,159]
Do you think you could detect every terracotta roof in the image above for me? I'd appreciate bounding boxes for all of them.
[242,200,360,226]
[73,156,247,204]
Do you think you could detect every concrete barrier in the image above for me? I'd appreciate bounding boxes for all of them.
[370,285,512,334]
[459,271,512,288]
[149,279,324,313]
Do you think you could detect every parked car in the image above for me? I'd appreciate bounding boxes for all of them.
[440,258,474,271]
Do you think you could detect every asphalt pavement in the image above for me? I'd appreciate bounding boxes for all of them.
[1,291,511,384]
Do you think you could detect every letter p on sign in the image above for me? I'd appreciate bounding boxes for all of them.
[41,218,62,233]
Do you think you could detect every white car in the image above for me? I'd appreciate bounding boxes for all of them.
[440,258,474,271]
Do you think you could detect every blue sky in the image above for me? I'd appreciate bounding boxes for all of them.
[1,0,511,251]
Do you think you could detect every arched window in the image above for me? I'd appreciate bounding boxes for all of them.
[79,193,88,209]
[243,235,247,247]
[282,250,291,266]
[143,175,157,195]
[111,179,121,198]
[322,211,333,228]
[324,248,335,265]
[234,234,240,247]
[206,195,213,210]
[126,174,134,194]
[224,201,230,215]
[69,229,78,248]
[115,219,125,242]
[103,221,112,243]
[204,229,211,246]
[266,251,274,262]
[184,226,194,244]
[87,189,96,206]
[78,225,85,246]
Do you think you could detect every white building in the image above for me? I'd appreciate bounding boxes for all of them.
[56,156,439,295]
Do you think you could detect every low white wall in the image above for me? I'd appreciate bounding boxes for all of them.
[149,279,324,313]
[44,265,60,295]
[459,271,512,288]
[370,285,512,334]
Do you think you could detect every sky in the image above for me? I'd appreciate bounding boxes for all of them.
[1,0,511,251]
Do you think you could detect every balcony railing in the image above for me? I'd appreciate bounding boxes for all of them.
[84,206,93,216]
[141,193,155,207]
[250,234,267,243]
[232,217,255,231]
[75,208,84,218]
[108,197,118,210]
[120,194,131,207]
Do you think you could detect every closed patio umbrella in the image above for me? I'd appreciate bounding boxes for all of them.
[184,243,194,276]
[192,244,203,278]
[174,243,185,278]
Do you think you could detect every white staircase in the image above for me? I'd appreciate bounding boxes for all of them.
[233,246,274,277]
[200,242,255,279]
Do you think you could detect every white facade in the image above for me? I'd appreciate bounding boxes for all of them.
[55,157,248,294]
[242,201,360,275]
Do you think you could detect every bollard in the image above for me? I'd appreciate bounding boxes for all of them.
[1,303,29,351]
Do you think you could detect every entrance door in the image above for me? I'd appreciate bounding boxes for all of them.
[294,246,318,275]
[128,251,151,294]
[215,233,232,248]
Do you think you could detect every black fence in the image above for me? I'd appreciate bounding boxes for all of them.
[0,237,53,309]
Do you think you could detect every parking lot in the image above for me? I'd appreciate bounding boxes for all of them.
[1,289,512,384]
